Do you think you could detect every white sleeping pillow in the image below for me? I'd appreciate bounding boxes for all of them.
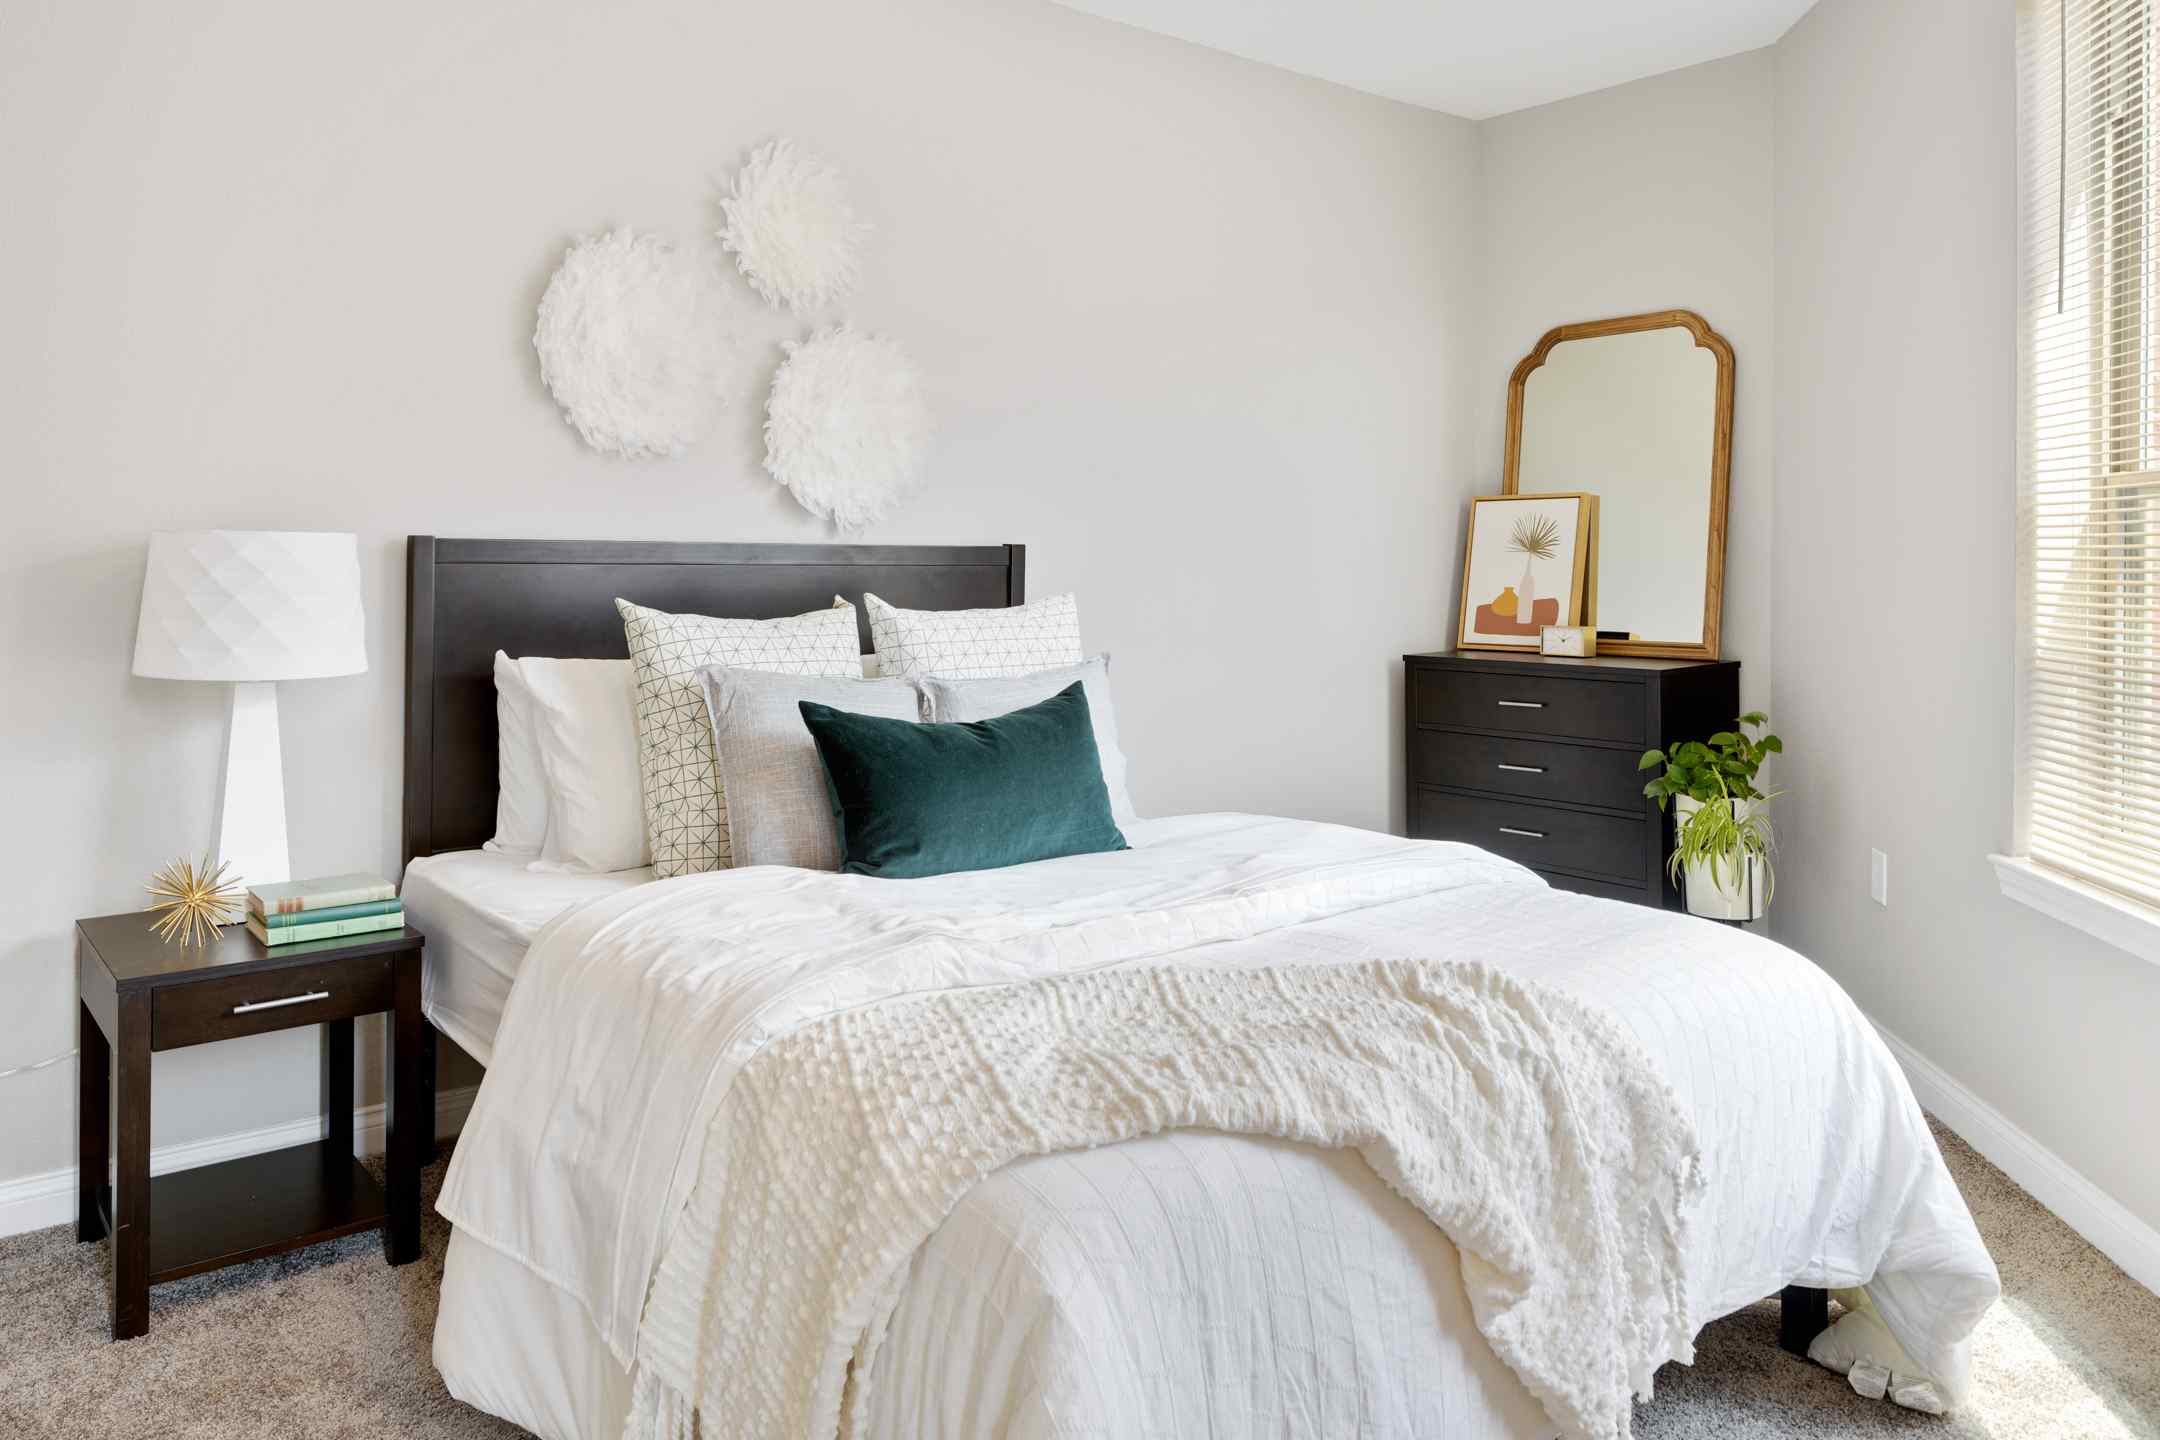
[864,591,1083,680]
[917,655,1138,830]
[517,657,648,874]
[484,651,549,856]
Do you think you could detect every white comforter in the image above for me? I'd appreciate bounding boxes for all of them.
[436,814,1999,1436]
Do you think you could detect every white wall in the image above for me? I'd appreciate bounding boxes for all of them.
[0,0,1478,1187]
[1472,50,1776,714]
[1774,0,2160,1233]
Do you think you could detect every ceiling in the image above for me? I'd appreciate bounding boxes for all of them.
[1050,0,1818,120]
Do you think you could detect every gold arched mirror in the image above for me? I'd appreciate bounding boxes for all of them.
[1503,309,1733,659]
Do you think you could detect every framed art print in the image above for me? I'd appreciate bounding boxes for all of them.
[1456,492,1597,651]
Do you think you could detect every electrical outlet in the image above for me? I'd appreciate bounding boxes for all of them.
[1870,849,1889,907]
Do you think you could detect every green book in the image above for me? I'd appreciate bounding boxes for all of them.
[260,898,402,929]
[247,909,404,947]
[248,872,397,917]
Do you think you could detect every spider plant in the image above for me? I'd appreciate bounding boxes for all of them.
[1638,712,1783,904]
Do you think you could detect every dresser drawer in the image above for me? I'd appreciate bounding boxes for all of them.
[152,954,393,1051]
[1410,667,1644,745]
[1411,788,1645,884]
[1409,729,1645,813]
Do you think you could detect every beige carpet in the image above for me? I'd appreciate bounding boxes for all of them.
[1,1122,2153,1439]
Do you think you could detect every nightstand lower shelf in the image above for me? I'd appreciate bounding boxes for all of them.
[95,1144,388,1284]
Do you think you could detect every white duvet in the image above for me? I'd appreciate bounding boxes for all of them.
[435,814,1999,1437]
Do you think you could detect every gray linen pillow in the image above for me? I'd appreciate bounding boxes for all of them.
[696,667,922,870]
[916,655,1138,831]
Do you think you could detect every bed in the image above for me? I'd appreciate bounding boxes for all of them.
[403,537,1999,1440]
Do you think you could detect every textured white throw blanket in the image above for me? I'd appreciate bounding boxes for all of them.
[627,959,1704,1440]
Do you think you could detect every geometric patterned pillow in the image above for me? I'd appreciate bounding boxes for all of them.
[616,598,862,877]
[864,592,1083,680]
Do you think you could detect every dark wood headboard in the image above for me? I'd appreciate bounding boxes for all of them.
[401,537,1025,868]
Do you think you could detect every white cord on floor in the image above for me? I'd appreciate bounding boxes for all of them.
[0,1049,77,1082]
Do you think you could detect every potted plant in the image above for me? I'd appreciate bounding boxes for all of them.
[1637,712,1782,922]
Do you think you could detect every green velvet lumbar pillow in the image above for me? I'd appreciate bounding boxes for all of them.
[798,682,1129,879]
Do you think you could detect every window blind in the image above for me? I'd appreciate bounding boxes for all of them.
[2020,0,2160,906]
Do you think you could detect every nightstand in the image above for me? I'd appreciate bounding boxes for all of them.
[74,914,427,1341]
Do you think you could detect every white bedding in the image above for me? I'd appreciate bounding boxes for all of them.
[401,849,652,1064]
[433,814,1999,1439]
[433,1128,1559,1440]
[848,1131,1557,1440]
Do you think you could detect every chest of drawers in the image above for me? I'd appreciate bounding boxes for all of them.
[1403,651,1740,908]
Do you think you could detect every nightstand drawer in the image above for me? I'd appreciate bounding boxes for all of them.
[152,955,392,1051]
[1411,788,1644,884]
[1411,667,1644,745]
[1409,729,1645,812]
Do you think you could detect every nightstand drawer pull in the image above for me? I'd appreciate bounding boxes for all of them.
[1495,763,1547,774]
[230,990,331,1015]
[1497,826,1547,840]
[1495,699,1545,709]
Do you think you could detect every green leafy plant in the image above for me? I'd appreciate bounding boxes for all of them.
[1638,712,1783,899]
[1638,711,1782,806]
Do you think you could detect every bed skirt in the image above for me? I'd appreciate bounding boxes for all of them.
[435,1227,636,1440]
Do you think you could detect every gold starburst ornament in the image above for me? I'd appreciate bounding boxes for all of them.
[145,854,245,947]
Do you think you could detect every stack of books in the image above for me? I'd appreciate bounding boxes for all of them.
[245,873,402,946]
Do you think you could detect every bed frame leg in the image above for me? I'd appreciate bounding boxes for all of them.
[1779,1284,1829,1358]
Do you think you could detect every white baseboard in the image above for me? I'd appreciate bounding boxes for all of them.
[0,1085,477,1240]
[1873,1019,2160,1296]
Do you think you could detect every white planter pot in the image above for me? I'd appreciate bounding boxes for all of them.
[1673,795,1770,922]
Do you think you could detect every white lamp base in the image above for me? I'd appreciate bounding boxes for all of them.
[216,681,291,890]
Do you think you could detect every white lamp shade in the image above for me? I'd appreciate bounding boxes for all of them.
[132,530,369,681]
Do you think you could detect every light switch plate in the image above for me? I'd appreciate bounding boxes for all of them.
[1870,849,1888,907]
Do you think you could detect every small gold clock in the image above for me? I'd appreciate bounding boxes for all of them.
[1538,625,1597,658]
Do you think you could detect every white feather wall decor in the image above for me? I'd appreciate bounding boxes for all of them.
[532,228,732,459]
[763,326,929,529]
[719,140,870,313]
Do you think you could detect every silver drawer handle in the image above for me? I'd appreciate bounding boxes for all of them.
[1497,826,1547,840]
[1496,763,1547,774]
[231,990,330,1015]
[1496,700,1545,709]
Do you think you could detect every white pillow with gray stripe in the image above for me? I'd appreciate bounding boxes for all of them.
[917,655,1138,831]
[697,667,922,871]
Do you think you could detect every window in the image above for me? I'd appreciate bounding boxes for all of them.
[2014,0,2160,932]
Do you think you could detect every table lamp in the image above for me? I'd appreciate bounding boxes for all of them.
[131,531,368,889]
